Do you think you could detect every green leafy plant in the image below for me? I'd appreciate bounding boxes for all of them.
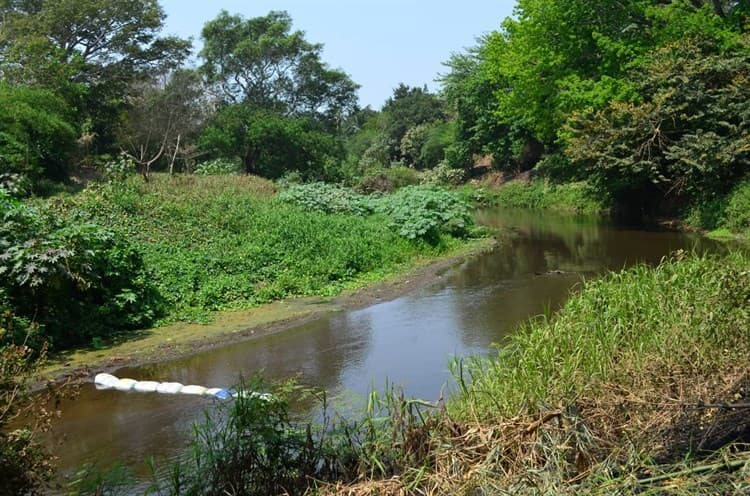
[372,186,473,243]
[0,189,160,348]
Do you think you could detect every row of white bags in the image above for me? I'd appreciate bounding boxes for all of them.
[94,373,272,401]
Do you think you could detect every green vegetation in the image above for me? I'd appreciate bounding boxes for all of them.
[2,0,750,493]
[279,183,474,242]
[53,175,471,329]
[479,178,609,214]
[441,0,750,227]
[0,189,157,349]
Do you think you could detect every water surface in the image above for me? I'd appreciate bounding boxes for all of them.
[47,208,722,477]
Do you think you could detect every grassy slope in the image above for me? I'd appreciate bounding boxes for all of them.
[56,174,466,325]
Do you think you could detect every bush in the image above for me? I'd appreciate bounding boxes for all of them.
[563,37,750,206]
[372,186,473,243]
[279,183,474,244]
[278,183,373,215]
[0,83,76,185]
[490,178,608,214]
[0,189,159,348]
[420,162,467,186]
[724,178,750,234]
[356,166,420,193]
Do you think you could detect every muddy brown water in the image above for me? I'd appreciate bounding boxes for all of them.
[45,208,725,483]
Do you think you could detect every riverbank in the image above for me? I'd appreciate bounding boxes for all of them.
[314,250,750,495]
[473,173,750,242]
[41,237,496,380]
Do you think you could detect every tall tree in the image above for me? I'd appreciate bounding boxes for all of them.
[200,10,358,125]
[117,69,209,179]
[0,0,191,153]
[379,84,445,162]
[198,11,358,177]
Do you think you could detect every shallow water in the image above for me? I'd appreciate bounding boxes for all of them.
[46,208,723,480]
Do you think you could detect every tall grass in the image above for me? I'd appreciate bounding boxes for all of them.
[454,250,749,421]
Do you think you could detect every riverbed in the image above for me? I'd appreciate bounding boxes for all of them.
[46,208,723,483]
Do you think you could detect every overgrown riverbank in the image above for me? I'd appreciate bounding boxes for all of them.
[473,174,750,241]
[128,251,749,496]
[1,175,480,353]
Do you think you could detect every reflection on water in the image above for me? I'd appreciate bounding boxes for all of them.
[46,208,725,478]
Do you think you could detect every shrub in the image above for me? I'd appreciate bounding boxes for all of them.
[724,178,750,233]
[373,186,473,243]
[279,183,474,244]
[356,166,420,193]
[278,183,373,216]
[420,162,467,186]
[0,189,159,348]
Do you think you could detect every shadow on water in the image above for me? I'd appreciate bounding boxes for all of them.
[45,207,728,482]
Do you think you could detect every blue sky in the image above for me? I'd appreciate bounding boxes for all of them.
[160,0,516,109]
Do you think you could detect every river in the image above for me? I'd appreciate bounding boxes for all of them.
[45,208,724,484]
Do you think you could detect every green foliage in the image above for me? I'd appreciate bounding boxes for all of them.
[563,36,750,206]
[356,166,420,194]
[723,178,750,234]
[199,10,358,126]
[0,83,76,185]
[200,105,341,179]
[0,0,191,158]
[148,377,440,496]
[0,189,158,348]
[278,183,372,215]
[279,183,474,244]
[453,251,750,421]
[378,84,446,162]
[372,186,473,243]
[488,179,608,214]
[62,175,434,323]
[149,378,340,495]
[420,162,467,187]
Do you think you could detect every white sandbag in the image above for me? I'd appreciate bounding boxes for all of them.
[156,382,184,394]
[94,373,119,389]
[205,388,232,400]
[133,381,159,393]
[180,385,208,395]
[114,378,137,391]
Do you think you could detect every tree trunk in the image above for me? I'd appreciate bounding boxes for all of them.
[243,149,260,175]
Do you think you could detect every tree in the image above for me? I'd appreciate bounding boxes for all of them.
[0,0,191,154]
[0,83,76,186]
[1,0,190,86]
[562,35,750,208]
[441,0,747,175]
[117,69,209,179]
[198,11,358,178]
[200,105,339,179]
[200,10,358,125]
[379,84,445,162]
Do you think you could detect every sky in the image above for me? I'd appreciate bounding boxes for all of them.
[159,0,517,109]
